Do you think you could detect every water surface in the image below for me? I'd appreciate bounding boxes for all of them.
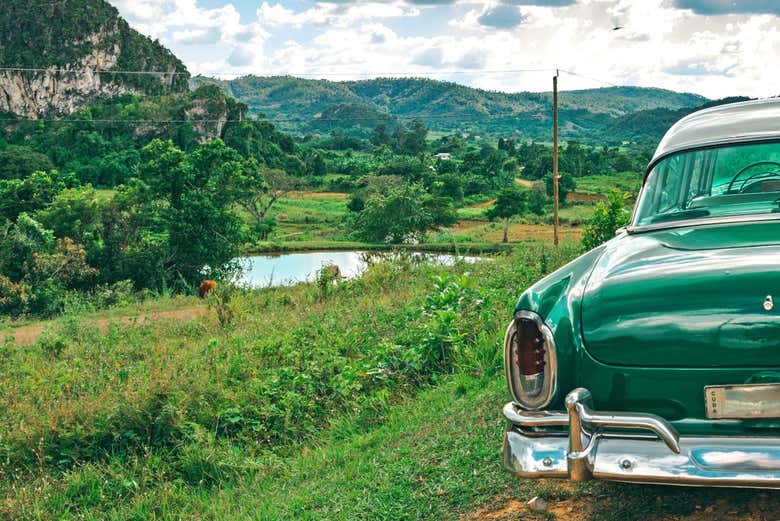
[238,250,481,288]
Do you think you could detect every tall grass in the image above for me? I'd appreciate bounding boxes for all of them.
[0,244,578,519]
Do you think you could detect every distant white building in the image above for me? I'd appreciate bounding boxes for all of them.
[434,152,452,160]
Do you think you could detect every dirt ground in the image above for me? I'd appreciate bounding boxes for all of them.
[567,193,605,202]
[481,223,583,243]
[464,487,780,521]
[464,496,591,521]
[0,307,208,346]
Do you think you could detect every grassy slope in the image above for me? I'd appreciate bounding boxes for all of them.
[0,246,577,519]
[1,245,776,520]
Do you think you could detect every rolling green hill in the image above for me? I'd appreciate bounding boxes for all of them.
[194,75,709,142]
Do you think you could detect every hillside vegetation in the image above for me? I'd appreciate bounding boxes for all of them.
[195,75,708,143]
[1,0,189,116]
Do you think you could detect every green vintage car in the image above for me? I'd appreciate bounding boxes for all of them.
[502,98,780,488]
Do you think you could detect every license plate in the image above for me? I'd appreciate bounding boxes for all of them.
[705,383,780,419]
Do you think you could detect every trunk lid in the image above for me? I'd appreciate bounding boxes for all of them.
[582,221,780,367]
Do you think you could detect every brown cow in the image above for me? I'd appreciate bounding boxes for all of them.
[198,279,218,299]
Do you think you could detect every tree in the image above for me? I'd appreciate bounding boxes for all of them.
[431,173,464,201]
[0,145,54,180]
[527,183,548,216]
[36,186,102,243]
[0,170,79,222]
[544,172,576,205]
[0,213,54,282]
[581,191,631,251]
[129,139,262,286]
[311,153,327,177]
[235,167,300,238]
[486,187,527,243]
[371,124,392,147]
[354,184,456,243]
[392,120,428,155]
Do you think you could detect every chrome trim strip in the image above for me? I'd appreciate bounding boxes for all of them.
[502,388,780,488]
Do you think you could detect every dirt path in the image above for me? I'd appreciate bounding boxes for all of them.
[515,177,534,188]
[0,307,208,346]
[469,199,496,209]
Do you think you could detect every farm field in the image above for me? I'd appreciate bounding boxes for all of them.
[258,184,606,253]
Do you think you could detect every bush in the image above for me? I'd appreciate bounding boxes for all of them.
[581,190,631,250]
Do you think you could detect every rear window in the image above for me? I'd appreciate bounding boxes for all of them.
[634,141,780,227]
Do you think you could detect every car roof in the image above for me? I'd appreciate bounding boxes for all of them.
[651,97,780,165]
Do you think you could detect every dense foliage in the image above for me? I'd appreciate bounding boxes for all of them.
[196,75,709,142]
[0,137,280,316]
[1,85,301,188]
[354,183,457,243]
[581,190,633,250]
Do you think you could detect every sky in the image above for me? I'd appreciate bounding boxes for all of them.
[106,0,780,99]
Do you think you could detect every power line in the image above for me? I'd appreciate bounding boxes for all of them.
[0,66,628,89]
[0,67,188,76]
[0,66,560,78]
[0,111,543,125]
[559,69,621,88]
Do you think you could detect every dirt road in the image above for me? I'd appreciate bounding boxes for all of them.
[0,307,208,346]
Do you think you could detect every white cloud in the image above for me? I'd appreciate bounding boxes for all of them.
[172,27,222,45]
[257,2,419,29]
[107,0,780,99]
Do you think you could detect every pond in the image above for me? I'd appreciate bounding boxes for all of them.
[238,250,483,288]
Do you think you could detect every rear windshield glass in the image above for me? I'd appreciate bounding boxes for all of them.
[634,141,780,227]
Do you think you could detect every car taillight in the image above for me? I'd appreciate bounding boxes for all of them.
[516,318,546,397]
[517,318,546,376]
[504,311,557,410]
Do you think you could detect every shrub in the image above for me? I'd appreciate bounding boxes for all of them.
[581,190,631,250]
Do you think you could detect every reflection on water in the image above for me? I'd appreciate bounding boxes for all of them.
[238,250,482,288]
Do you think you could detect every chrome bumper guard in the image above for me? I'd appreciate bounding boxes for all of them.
[503,388,780,488]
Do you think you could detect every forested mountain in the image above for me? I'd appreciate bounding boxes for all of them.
[194,75,709,143]
[1,0,188,117]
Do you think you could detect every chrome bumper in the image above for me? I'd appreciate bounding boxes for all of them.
[502,388,780,488]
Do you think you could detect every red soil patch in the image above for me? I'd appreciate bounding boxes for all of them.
[452,220,486,231]
[567,192,605,202]
[515,178,534,188]
[483,223,583,243]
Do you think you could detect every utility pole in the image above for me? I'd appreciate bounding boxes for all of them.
[553,69,560,246]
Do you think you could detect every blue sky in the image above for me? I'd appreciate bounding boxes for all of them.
[108,1,780,98]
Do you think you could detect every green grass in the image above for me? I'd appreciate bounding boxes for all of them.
[0,246,579,519]
[264,194,351,243]
[456,205,489,220]
[1,244,775,519]
[556,203,596,224]
[575,172,642,196]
